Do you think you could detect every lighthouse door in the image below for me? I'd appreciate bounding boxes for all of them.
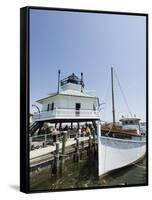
[75,103,81,116]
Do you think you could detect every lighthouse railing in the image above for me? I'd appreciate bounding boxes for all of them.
[33,108,100,121]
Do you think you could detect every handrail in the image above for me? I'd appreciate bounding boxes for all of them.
[33,108,100,121]
[32,133,52,138]
[34,108,99,113]
[100,136,146,143]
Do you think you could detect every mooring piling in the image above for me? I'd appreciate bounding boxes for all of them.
[54,141,60,175]
[80,141,84,159]
[43,134,47,147]
[75,137,80,162]
[88,135,92,154]
[29,135,32,150]
[60,131,67,172]
[92,130,97,156]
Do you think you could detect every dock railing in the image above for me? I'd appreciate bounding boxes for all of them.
[30,133,53,150]
[30,130,76,151]
[29,129,97,151]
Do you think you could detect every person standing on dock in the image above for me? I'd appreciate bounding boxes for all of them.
[78,127,81,137]
[86,126,91,136]
[52,128,60,144]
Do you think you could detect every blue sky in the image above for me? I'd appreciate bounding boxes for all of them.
[30,9,146,122]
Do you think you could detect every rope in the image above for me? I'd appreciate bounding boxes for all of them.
[114,69,133,117]
[106,125,114,136]
[133,163,146,169]
[101,70,111,121]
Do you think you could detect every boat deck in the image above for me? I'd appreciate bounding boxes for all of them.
[101,126,142,137]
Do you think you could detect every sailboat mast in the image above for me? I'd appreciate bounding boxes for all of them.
[111,66,116,126]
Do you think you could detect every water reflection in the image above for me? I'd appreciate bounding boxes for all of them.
[31,155,146,191]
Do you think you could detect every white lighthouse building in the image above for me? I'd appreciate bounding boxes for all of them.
[33,72,100,123]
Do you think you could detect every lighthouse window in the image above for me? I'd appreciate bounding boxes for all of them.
[47,103,54,111]
[51,102,54,110]
[123,121,128,125]
[47,104,50,111]
[75,103,81,110]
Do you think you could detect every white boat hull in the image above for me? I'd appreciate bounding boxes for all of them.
[98,136,146,178]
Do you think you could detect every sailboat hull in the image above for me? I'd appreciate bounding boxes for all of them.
[98,136,146,178]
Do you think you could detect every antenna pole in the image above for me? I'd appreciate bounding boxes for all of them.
[81,72,83,92]
[111,66,116,126]
[57,70,61,93]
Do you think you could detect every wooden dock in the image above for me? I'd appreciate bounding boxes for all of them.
[30,136,96,168]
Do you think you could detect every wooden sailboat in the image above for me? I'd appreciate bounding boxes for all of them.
[98,67,146,178]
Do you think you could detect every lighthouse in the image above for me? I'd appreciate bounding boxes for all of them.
[33,72,100,124]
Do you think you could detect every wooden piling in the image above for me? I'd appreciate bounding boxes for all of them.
[92,130,96,155]
[75,138,80,162]
[77,122,80,130]
[71,122,73,129]
[55,142,60,176]
[88,135,92,156]
[59,122,62,130]
[80,141,84,159]
[60,131,67,172]
[55,123,57,129]
[29,135,32,150]
[44,134,47,147]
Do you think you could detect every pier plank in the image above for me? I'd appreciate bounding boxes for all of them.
[30,136,90,160]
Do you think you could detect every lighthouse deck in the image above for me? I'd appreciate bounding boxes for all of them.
[33,108,100,122]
